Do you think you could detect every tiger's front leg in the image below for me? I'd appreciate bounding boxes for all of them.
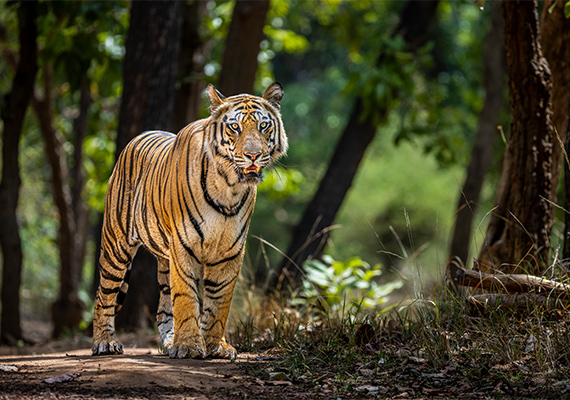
[202,257,242,359]
[168,243,207,359]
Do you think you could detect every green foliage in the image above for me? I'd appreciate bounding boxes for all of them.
[294,255,403,311]
[0,0,504,329]
[565,1,570,18]
[83,134,116,213]
[258,167,304,200]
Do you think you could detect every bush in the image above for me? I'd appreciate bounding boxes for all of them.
[293,254,403,311]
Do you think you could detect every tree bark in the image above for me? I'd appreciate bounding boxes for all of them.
[564,106,570,259]
[477,0,554,275]
[173,1,207,131]
[540,0,570,261]
[112,0,183,331]
[540,0,570,204]
[449,2,505,265]
[273,0,440,289]
[0,1,38,345]
[114,1,183,155]
[217,0,270,96]
[32,66,89,337]
[70,78,92,296]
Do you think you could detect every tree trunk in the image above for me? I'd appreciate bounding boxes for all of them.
[540,0,570,261]
[217,0,270,96]
[70,77,92,297]
[0,1,38,345]
[173,1,207,131]
[112,0,182,331]
[449,2,505,265]
[477,0,554,275]
[540,0,570,204]
[32,66,89,337]
[563,107,570,259]
[273,0,440,289]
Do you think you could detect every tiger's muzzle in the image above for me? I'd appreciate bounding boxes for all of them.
[238,152,265,184]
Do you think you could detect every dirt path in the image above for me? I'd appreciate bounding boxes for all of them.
[0,348,282,399]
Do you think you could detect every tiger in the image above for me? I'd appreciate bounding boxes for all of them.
[92,82,287,359]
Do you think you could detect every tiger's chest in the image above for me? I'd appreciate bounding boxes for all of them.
[200,210,244,252]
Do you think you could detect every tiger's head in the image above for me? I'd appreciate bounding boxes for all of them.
[206,82,288,186]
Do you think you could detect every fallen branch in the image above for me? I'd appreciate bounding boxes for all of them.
[466,293,569,312]
[446,256,570,299]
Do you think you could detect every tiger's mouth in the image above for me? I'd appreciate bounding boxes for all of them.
[240,165,263,183]
[243,165,261,175]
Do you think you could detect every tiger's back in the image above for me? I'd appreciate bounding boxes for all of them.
[93,83,287,359]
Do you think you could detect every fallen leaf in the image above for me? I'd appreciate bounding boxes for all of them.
[365,342,381,355]
[421,372,446,379]
[0,365,18,372]
[525,334,537,353]
[395,349,411,358]
[267,380,293,386]
[268,371,290,381]
[356,385,380,392]
[43,373,81,384]
[423,388,450,395]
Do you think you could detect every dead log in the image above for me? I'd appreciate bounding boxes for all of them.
[446,256,570,299]
[466,293,569,312]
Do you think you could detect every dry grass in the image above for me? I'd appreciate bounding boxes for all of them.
[228,276,570,399]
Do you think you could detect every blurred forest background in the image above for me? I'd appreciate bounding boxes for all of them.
[1,0,569,346]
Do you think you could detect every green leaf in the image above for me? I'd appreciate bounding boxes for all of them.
[565,1,570,18]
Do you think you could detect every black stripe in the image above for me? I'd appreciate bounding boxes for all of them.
[201,155,251,217]
[204,276,237,295]
[100,267,124,283]
[100,285,120,295]
[175,229,201,264]
[156,310,173,317]
[206,244,243,267]
[178,181,204,244]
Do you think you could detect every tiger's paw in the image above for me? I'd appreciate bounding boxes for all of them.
[169,335,206,359]
[160,340,173,356]
[92,340,124,356]
[207,341,237,360]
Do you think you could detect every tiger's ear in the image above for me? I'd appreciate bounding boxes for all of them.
[262,82,283,110]
[207,84,226,112]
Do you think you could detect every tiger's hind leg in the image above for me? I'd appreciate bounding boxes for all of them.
[92,231,140,356]
[156,257,174,355]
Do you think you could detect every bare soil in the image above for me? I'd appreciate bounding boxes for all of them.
[0,348,262,399]
[0,330,288,400]
[0,326,568,399]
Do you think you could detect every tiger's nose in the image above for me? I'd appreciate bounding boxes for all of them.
[244,152,261,161]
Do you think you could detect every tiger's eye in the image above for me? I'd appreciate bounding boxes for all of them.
[260,122,268,129]
[231,123,240,131]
